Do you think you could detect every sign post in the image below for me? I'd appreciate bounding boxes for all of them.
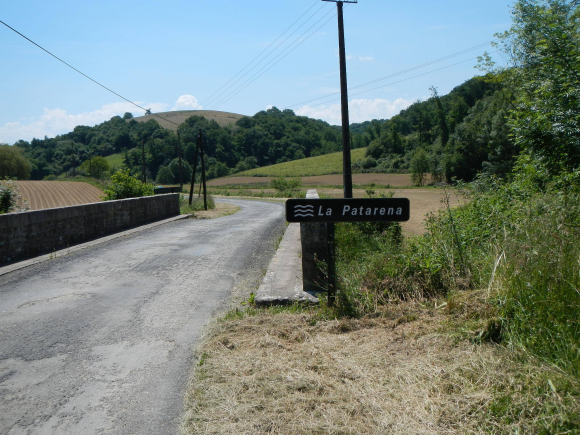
[287,197,410,305]
[287,198,410,223]
[322,0,358,199]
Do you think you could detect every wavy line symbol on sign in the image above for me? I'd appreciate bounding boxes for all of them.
[293,205,314,217]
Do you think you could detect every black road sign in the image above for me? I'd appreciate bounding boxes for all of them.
[286,198,410,223]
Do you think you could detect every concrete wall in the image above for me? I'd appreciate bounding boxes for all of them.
[0,194,180,265]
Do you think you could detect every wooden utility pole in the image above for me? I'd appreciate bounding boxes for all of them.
[188,139,198,206]
[321,0,357,305]
[141,138,146,183]
[177,129,183,187]
[322,0,357,199]
[199,129,208,211]
[187,129,208,210]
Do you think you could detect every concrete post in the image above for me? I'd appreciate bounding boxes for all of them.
[300,189,328,294]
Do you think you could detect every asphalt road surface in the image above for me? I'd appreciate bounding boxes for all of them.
[0,199,285,435]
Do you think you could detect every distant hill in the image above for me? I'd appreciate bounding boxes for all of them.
[132,110,245,131]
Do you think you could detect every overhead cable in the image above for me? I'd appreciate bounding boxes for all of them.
[284,41,494,109]
[0,20,179,126]
[210,6,341,110]
[299,52,499,109]
[202,0,328,108]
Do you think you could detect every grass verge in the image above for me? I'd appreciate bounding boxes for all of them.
[180,195,216,214]
[181,296,579,434]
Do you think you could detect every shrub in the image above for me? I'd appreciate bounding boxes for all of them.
[0,179,28,213]
[271,177,302,197]
[103,169,154,200]
[179,195,215,214]
[335,164,580,377]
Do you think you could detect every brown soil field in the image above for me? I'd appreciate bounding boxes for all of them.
[209,187,463,236]
[132,110,245,131]
[15,181,104,211]
[209,174,420,187]
[318,188,463,236]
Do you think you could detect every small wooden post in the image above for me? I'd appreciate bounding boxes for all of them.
[177,129,183,187]
[188,135,199,206]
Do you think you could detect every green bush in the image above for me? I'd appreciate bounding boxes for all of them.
[270,177,302,198]
[0,179,27,214]
[103,169,154,200]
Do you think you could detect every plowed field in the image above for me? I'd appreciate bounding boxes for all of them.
[15,181,104,210]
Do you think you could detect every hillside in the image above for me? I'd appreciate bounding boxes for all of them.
[235,148,367,177]
[132,110,245,131]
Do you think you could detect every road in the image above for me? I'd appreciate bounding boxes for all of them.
[0,199,285,435]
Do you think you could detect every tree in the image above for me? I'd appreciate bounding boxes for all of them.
[411,148,430,186]
[103,169,154,200]
[79,156,110,179]
[494,0,580,173]
[156,166,175,185]
[430,87,450,146]
[0,145,31,179]
[168,158,192,184]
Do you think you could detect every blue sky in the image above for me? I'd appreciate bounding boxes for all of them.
[0,0,513,144]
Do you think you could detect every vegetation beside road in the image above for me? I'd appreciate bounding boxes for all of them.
[183,2,580,433]
[183,295,579,434]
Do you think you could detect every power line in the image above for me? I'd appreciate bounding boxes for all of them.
[201,0,324,107]
[210,6,341,110]
[202,0,328,108]
[0,20,180,127]
[284,41,494,109]
[298,52,499,109]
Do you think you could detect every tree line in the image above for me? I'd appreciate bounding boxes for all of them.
[3,108,350,183]
[352,76,518,185]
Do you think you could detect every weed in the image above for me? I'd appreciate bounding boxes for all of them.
[179,195,215,214]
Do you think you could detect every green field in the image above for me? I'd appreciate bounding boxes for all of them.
[235,148,367,177]
[104,153,124,169]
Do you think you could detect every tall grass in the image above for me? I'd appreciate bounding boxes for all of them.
[497,193,580,376]
[179,195,215,214]
[335,169,580,378]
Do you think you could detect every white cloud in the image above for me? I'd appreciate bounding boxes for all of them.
[296,98,412,125]
[171,95,202,111]
[0,101,168,144]
[344,52,375,62]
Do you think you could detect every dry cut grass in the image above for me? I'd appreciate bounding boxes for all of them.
[181,297,578,434]
[192,202,241,219]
